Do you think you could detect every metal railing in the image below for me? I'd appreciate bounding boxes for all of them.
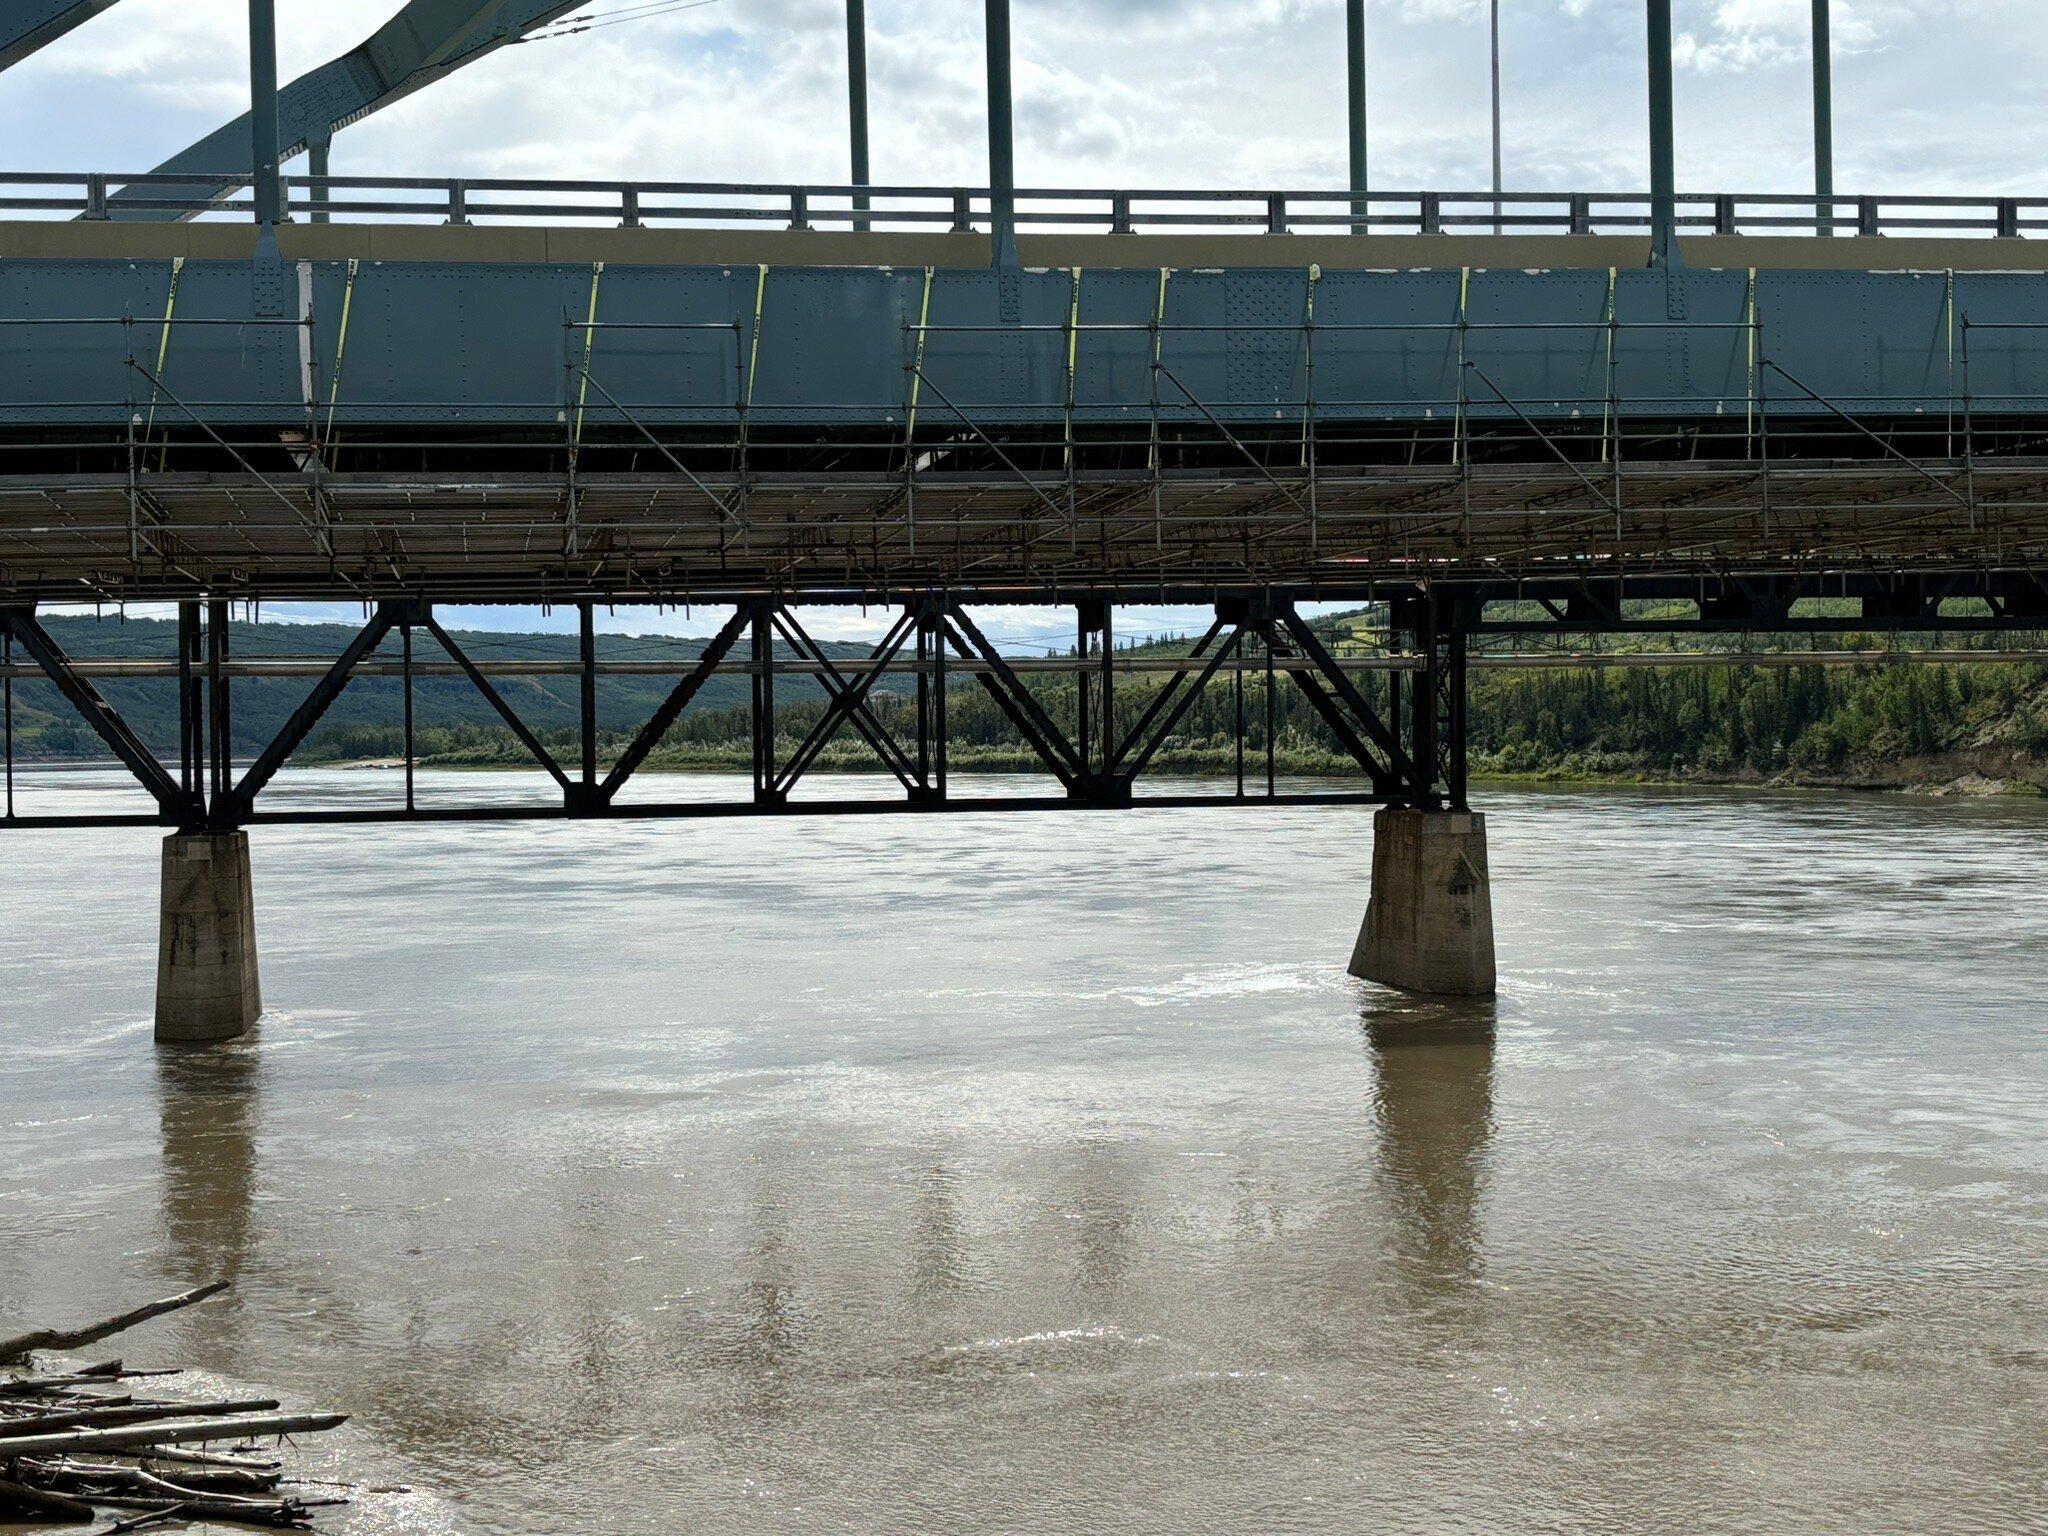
[1,173,2042,239]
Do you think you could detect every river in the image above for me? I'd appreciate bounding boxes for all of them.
[2,770,2044,1534]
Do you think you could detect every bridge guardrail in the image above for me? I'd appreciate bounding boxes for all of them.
[0,173,2041,240]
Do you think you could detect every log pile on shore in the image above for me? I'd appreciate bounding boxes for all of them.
[0,1282,349,1530]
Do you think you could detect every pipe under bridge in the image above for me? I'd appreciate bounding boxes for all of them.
[4,211,2046,1036]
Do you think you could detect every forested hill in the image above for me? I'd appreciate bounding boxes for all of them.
[9,610,2047,793]
[7,614,888,763]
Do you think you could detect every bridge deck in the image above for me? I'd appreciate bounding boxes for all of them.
[1,222,2047,600]
[2,458,2037,602]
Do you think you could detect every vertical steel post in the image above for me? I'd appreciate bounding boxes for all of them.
[1076,611,1092,771]
[751,602,778,802]
[1098,603,1114,769]
[1263,626,1276,798]
[749,606,764,798]
[1232,630,1245,799]
[1387,630,1402,771]
[1447,621,1469,810]
[123,319,137,562]
[847,0,870,229]
[1646,0,1680,268]
[933,601,948,798]
[577,601,597,795]
[247,0,282,230]
[1811,0,1834,236]
[1415,593,1440,809]
[1345,0,1368,225]
[2,627,11,820]
[177,601,199,805]
[307,128,331,225]
[984,0,1020,268]
[401,620,415,812]
[1489,0,1503,234]
[207,600,232,821]
[915,616,930,787]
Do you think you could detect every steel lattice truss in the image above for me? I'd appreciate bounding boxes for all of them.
[0,591,1438,830]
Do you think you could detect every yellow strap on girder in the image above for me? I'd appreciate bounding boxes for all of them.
[1064,267,1082,468]
[1945,267,1957,451]
[144,256,184,468]
[1147,266,1169,470]
[1301,263,1320,467]
[572,261,604,444]
[1067,266,1082,377]
[1745,266,1758,447]
[744,263,768,408]
[323,257,359,448]
[905,265,934,437]
[1601,266,1617,464]
[1452,266,1470,466]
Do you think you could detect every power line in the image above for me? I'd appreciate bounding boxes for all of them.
[516,0,725,43]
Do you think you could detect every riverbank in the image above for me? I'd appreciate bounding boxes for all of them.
[306,744,2045,796]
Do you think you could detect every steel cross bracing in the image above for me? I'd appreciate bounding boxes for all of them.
[7,571,2043,833]
[0,590,1476,831]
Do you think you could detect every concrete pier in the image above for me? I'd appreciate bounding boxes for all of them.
[1350,808,1496,997]
[155,832,261,1042]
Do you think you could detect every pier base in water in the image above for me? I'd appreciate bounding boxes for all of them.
[156,831,261,1042]
[1350,808,1496,997]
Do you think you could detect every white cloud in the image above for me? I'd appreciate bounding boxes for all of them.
[0,0,2031,198]
[0,0,2038,198]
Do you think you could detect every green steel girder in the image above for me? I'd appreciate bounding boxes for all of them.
[0,0,124,71]
[107,0,579,220]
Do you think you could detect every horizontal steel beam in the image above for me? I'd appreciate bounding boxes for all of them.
[0,790,1391,832]
[5,649,2039,682]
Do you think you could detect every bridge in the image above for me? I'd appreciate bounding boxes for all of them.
[2,0,2044,1040]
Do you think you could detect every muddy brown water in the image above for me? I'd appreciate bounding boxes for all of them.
[2,770,2044,1534]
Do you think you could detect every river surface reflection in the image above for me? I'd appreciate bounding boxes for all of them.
[1,771,2043,1533]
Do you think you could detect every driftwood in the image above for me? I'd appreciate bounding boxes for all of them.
[1,1368,181,1397]
[0,1284,229,1365]
[0,1471,97,1519]
[121,1458,280,1482]
[39,1457,282,1496]
[100,1507,188,1534]
[0,1412,348,1458]
[2,1282,350,1529]
[0,1399,283,1439]
[68,1490,335,1529]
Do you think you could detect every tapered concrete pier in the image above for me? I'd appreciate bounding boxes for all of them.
[1350,808,1496,997]
[156,832,261,1042]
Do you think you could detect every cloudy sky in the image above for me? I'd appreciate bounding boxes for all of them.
[7,0,2039,644]
[5,0,2038,193]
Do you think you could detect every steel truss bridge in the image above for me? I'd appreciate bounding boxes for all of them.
[4,0,2041,1032]
[1,212,2047,832]
[0,1,2042,1021]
